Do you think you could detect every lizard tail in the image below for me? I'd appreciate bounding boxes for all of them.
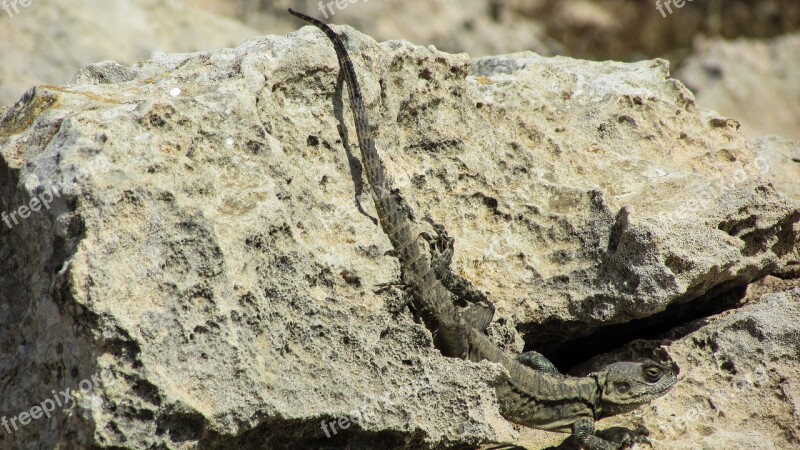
[288,9,469,358]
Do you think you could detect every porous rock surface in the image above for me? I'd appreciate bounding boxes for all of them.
[749,135,800,203]
[574,281,800,450]
[0,24,798,449]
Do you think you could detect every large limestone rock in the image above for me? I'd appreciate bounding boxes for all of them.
[0,22,798,449]
[649,284,800,449]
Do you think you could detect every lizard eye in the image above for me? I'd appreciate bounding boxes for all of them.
[643,366,663,382]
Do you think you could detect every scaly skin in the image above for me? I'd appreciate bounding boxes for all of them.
[288,9,467,358]
[288,10,678,449]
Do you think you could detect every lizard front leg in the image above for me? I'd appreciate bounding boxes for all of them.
[573,417,617,450]
[573,417,649,450]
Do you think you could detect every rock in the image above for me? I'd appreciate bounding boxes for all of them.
[746,135,800,280]
[0,23,798,449]
[677,34,800,141]
[558,276,800,450]
[509,0,800,63]
[468,54,799,365]
[748,135,800,202]
[0,0,260,106]
[646,284,800,450]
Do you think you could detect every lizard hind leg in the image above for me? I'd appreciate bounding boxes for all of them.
[419,216,496,332]
[374,280,419,319]
[420,216,455,273]
[515,351,560,374]
[462,302,495,332]
[419,216,493,307]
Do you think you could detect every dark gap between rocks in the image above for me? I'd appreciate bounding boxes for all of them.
[200,415,434,450]
[519,281,750,373]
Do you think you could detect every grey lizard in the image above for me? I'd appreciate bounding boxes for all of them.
[288,10,678,450]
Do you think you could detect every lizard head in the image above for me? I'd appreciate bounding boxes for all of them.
[595,358,678,417]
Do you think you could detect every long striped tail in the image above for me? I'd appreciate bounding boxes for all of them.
[288,9,468,357]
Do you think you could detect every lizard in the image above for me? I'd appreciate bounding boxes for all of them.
[287,9,678,450]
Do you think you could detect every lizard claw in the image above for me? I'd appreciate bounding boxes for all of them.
[416,231,435,247]
[421,216,490,307]
[420,216,455,268]
[622,431,651,449]
[600,426,651,449]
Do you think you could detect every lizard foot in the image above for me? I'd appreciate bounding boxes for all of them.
[419,216,491,306]
[596,426,651,449]
[374,280,417,316]
[419,216,455,274]
[573,418,652,450]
